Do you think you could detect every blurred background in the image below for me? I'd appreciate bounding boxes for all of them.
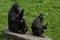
[0,0,60,40]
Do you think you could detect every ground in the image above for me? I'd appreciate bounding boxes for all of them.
[0,0,60,40]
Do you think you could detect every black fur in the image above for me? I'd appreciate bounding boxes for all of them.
[8,3,28,34]
[18,9,28,34]
[31,14,48,36]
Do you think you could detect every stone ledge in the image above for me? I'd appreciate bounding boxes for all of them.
[3,29,52,40]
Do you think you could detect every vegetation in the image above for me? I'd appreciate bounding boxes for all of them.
[0,0,60,40]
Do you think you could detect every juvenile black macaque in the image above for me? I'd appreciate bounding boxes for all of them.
[18,9,28,34]
[31,14,48,36]
[8,3,28,34]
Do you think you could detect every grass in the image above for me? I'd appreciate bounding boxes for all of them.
[0,0,60,40]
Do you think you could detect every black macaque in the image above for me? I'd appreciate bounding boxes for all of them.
[18,10,28,34]
[8,3,28,34]
[31,14,48,36]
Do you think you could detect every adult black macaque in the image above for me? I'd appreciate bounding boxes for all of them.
[8,3,28,34]
[31,14,48,36]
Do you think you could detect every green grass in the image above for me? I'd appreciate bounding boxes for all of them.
[0,0,60,40]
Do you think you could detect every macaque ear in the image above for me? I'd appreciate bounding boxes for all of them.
[19,9,24,19]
